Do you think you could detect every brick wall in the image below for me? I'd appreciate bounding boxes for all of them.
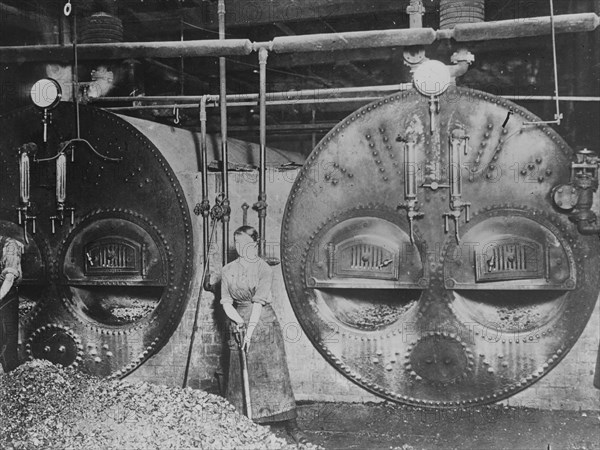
[126,169,600,410]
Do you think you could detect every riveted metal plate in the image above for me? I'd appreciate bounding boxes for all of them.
[281,87,600,407]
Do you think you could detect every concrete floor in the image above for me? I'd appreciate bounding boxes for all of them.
[270,402,600,450]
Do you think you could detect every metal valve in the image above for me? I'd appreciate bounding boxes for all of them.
[211,194,231,222]
[554,148,600,235]
[194,199,211,217]
[399,203,424,245]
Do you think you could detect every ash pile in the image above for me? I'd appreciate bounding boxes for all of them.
[0,360,319,450]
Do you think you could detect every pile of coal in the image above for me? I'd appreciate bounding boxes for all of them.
[0,360,320,450]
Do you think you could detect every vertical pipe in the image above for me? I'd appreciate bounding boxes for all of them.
[257,47,269,257]
[311,109,317,149]
[180,16,185,96]
[72,13,80,140]
[407,0,424,29]
[549,0,562,123]
[200,96,210,268]
[218,0,230,265]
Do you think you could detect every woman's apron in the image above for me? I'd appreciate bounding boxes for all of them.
[226,302,297,423]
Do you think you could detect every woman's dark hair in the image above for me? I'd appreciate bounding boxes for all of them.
[234,225,259,242]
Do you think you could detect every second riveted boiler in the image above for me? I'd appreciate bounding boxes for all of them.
[281,73,600,407]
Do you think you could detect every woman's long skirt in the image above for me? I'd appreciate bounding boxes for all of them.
[226,303,297,423]
[0,289,19,372]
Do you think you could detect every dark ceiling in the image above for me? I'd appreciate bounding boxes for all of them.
[0,0,599,154]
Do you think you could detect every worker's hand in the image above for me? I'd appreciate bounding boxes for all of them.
[242,324,256,353]
[0,273,15,300]
[242,334,251,353]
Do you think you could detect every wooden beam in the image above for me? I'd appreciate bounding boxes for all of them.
[200,0,408,28]
[117,1,405,33]
[0,2,56,39]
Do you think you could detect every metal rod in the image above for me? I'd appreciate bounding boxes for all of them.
[183,219,218,388]
[218,0,230,266]
[257,47,268,257]
[522,0,563,126]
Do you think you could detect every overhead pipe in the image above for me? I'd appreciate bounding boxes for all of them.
[104,97,386,111]
[218,0,231,266]
[2,12,597,63]
[0,39,253,62]
[255,48,268,258]
[452,12,599,42]
[266,27,436,53]
[102,94,600,114]
[93,83,413,104]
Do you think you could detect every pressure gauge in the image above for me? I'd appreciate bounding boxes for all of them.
[30,78,62,109]
[413,60,451,97]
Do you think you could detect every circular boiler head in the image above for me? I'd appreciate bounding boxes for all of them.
[0,103,194,378]
[281,86,600,407]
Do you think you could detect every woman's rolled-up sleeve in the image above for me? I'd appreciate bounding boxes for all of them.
[1,239,24,284]
[220,269,234,306]
[252,261,273,305]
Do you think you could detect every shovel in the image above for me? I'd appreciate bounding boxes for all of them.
[233,324,252,419]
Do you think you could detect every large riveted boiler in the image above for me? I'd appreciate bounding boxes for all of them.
[281,85,600,407]
[0,104,196,378]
